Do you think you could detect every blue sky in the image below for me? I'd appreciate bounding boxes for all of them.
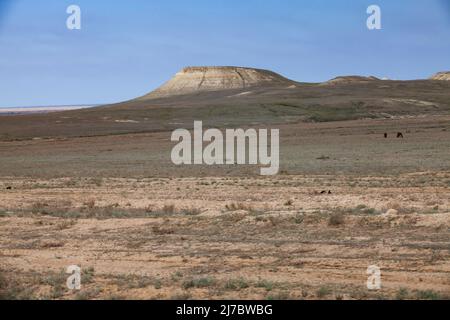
[0,0,449,107]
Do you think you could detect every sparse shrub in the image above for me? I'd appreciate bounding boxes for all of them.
[84,199,96,209]
[56,219,77,230]
[301,290,309,298]
[182,277,216,289]
[317,286,332,298]
[416,290,441,300]
[362,208,377,215]
[171,271,183,282]
[152,225,174,235]
[334,205,380,216]
[256,280,274,292]
[113,274,154,289]
[162,204,176,215]
[225,202,265,215]
[74,287,101,300]
[292,213,304,224]
[221,212,247,223]
[0,272,37,300]
[255,216,265,222]
[90,177,103,187]
[106,294,126,300]
[328,213,345,226]
[0,281,35,300]
[31,202,49,214]
[82,267,95,284]
[40,241,65,249]
[0,272,7,290]
[170,292,192,300]
[224,278,249,290]
[284,199,294,206]
[352,205,378,215]
[267,216,281,226]
[49,284,65,299]
[225,202,251,211]
[384,202,415,214]
[41,270,67,287]
[225,203,242,211]
[267,291,290,300]
[396,288,409,300]
[180,207,202,216]
[39,270,68,299]
[65,179,77,187]
[349,288,368,300]
[154,279,162,289]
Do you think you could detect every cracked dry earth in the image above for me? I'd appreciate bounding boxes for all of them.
[0,173,449,300]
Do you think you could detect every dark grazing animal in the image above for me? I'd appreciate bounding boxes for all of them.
[384,133,388,138]
[397,132,404,138]
[6,186,12,190]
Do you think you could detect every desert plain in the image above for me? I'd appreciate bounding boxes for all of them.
[0,67,449,300]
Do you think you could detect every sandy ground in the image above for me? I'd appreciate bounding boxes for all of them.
[0,174,449,300]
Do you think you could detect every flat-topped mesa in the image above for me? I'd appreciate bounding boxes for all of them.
[430,71,450,81]
[141,66,296,99]
[323,75,380,85]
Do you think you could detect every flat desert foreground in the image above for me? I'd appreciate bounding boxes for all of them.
[0,173,449,300]
[0,116,449,300]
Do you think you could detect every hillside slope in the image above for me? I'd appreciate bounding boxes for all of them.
[139,66,298,99]
[1,68,450,140]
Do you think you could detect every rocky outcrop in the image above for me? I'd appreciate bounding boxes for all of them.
[429,71,450,81]
[141,66,296,98]
[323,76,380,85]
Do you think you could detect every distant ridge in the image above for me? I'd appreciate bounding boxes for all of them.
[322,75,380,85]
[0,105,97,115]
[430,71,450,81]
[140,66,297,99]
[1,66,450,140]
[137,67,450,99]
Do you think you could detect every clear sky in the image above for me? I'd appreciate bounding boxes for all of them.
[0,0,449,107]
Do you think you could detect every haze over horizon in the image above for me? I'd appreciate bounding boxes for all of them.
[1,0,449,107]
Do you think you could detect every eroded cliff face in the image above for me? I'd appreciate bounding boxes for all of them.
[430,71,450,81]
[142,66,296,98]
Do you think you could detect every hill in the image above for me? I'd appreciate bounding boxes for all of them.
[430,71,450,81]
[141,66,297,98]
[0,67,450,140]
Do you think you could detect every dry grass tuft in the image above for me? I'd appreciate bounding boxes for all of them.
[328,213,345,226]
